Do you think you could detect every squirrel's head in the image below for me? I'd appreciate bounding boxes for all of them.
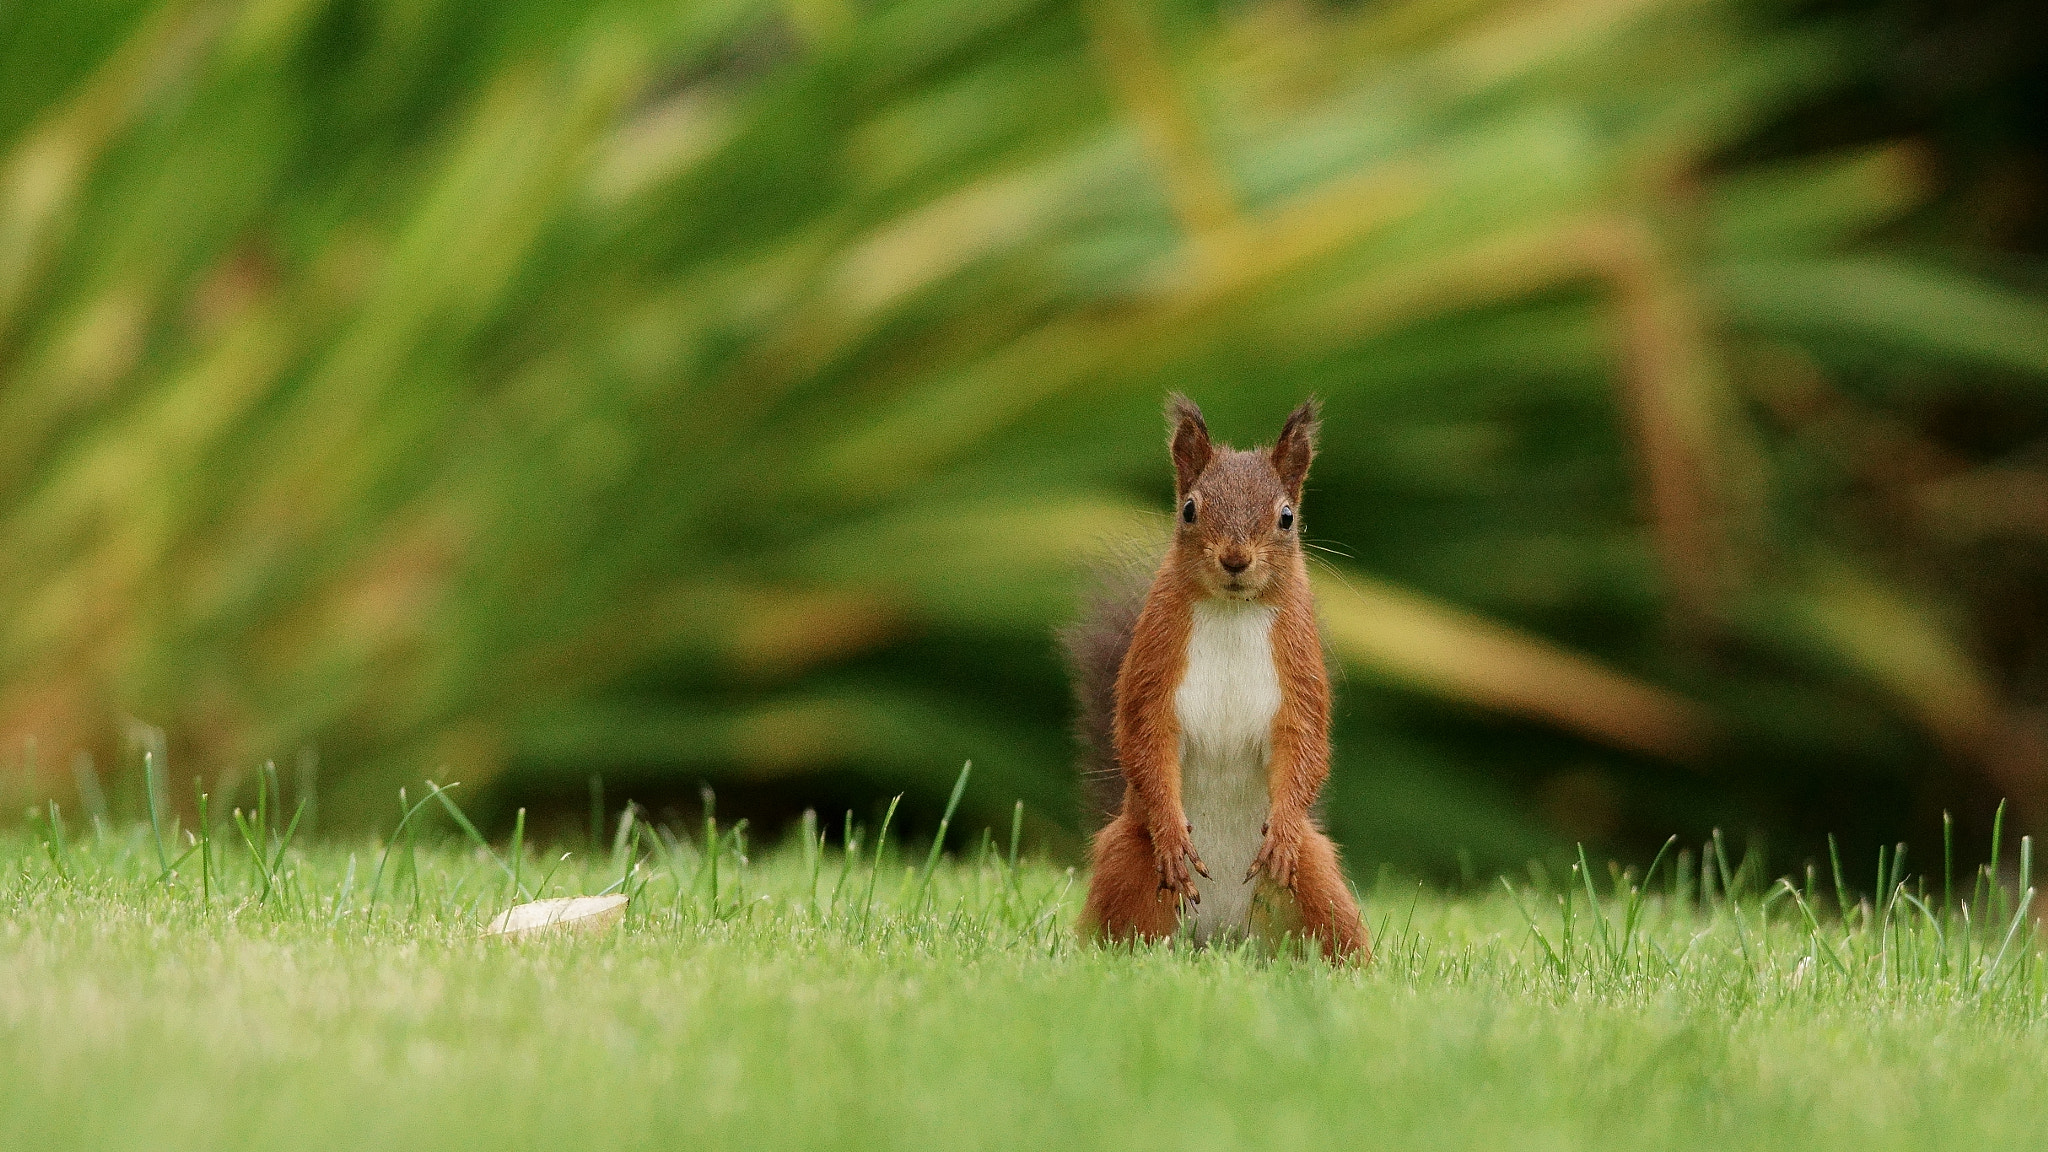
[1164,393,1318,602]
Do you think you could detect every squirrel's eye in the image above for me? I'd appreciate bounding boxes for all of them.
[1181,499,1196,524]
[1278,506,1294,531]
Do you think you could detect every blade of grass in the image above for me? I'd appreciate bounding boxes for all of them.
[916,761,972,909]
[195,782,210,906]
[802,808,821,913]
[510,807,526,900]
[862,793,902,929]
[1007,800,1025,904]
[366,786,441,910]
[328,854,357,928]
[1828,833,1850,920]
[427,782,527,898]
[41,801,72,880]
[830,817,861,918]
[255,762,270,847]
[1989,799,2008,929]
[1712,828,1737,902]
[1898,889,1948,971]
[700,787,719,911]
[143,750,168,876]
[269,796,308,881]
[1501,876,1567,978]
[535,851,572,899]
[1575,844,1613,961]
[1621,834,1677,959]
[610,802,637,878]
[1779,879,1849,976]
[1943,810,1955,920]
[1982,887,2036,990]
[231,807,273,900]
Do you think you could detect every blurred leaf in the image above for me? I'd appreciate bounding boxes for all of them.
[1315,568,1709,761]
[1715,257,2048,376]
[1709,143,1934,254]
[1782,556,1996,756]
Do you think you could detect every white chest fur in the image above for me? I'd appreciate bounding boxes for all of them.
[1174,598,1281,943]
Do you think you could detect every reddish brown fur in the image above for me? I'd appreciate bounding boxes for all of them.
[1079,395,1369,964]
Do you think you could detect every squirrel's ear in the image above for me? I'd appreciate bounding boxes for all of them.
[1167,393,1211,494]
[1270,396,1319,499]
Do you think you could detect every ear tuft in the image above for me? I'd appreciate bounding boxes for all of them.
[1166,393,1211,495]
[1270,396,1320,500]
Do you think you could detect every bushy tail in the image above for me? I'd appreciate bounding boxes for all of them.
[1058,549,1155,828]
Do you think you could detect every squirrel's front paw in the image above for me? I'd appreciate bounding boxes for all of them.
[1247,820,1305,890]
[1150,820,1210,905]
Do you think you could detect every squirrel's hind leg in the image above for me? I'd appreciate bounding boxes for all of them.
[1285,829,1371,965]
[1081,815,1181,945]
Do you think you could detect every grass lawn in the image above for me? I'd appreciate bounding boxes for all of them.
[3,790,2046,1151]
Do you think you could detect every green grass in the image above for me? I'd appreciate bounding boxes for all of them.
[5,789,2048,1150]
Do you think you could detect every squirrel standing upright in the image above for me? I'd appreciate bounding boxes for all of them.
[1069,394,1368,963]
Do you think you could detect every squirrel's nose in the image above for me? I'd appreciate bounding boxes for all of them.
[1220,556,1250,575]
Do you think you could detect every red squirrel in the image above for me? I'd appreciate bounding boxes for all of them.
[1069,395,1368,963]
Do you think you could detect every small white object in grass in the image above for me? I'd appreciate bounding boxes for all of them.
[483,894,627,938]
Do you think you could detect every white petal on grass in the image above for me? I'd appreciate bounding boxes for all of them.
[483,895,626,938]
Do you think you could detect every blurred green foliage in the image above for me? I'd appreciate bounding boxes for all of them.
[2,0,2046,871]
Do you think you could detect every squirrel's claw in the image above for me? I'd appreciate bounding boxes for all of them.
[1181,822,1210,879]
[1151,819,1206,906]
[1178,848,1206,903]
[1246,823,1302,890]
